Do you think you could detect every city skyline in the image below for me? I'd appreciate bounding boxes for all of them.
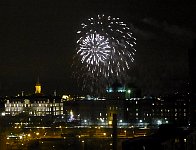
[0,0,195,96]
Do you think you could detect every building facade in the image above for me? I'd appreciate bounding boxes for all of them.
[2,83,191,127]
[5,96,63,116]
[63,90,191,127]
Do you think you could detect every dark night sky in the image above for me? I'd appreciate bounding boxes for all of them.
[0,0,195,96]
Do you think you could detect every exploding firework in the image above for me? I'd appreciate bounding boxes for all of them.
[77,32,111,73]
[73,14,136,94]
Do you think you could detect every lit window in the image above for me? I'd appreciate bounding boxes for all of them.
[175,138,179,143]
[108,121,112,125]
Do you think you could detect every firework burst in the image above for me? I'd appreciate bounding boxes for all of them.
[73,14,136,94]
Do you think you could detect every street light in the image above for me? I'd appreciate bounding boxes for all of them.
[82,140,85,150]
[124,130,127,136]
[157,120,162,125]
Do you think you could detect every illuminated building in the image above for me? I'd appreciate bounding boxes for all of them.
[63,87,190,127]
[5,96,63,116]
[2,82,190,127]
[4,81,63,117]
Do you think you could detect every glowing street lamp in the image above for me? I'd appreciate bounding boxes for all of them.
[124,130,127,136]
[157,120,162,125]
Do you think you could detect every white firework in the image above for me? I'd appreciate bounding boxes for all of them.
[74,14,136,94]
[77,33,111,66]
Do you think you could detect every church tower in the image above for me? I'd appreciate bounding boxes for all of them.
[35,78,41,94]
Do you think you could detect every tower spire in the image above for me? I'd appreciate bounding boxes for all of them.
[35,77,41,94]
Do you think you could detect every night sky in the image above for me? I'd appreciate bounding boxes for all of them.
[0,0,195,96]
